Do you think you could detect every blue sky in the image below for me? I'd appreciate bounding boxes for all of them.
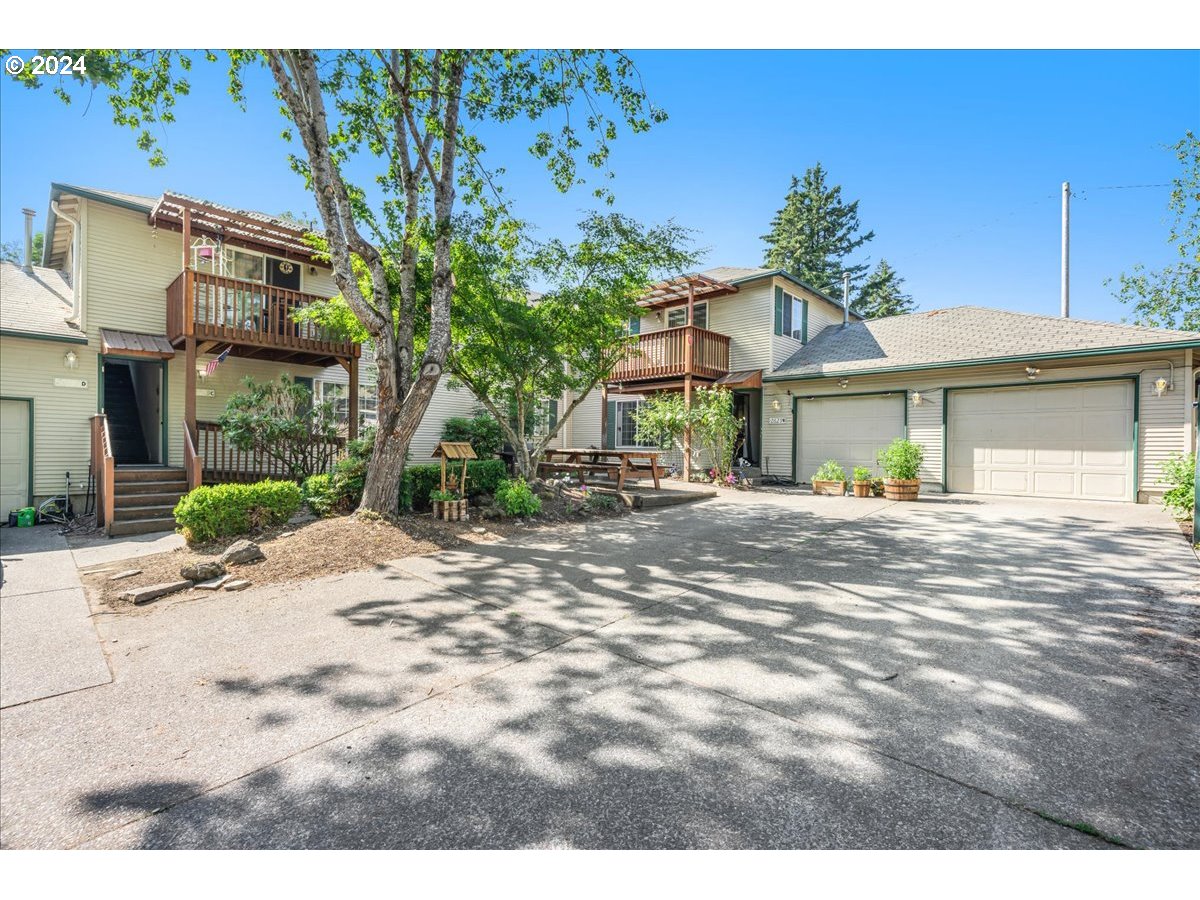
[2,50,1196,322]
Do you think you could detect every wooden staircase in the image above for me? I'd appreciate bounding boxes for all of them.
[109,467,188,536]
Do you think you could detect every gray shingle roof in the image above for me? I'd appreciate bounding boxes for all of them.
[701,266,773,283]
[0,261,85,343]
[770,306,1200,379]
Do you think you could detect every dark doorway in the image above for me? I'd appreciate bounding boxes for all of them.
[733,390,761,466]
[102,358,165,465]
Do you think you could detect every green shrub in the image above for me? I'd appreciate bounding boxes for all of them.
[399,458,508,512]
[495,477,542,517]
[813,459,846,482]
[584,491,619,512]
[1160,452,1196,520]
[441,414,504,458]
[852,466,872,482]
[877,438,924,480]
[429,488,457,502]
[301,473,338,517]
[174,479,302,544]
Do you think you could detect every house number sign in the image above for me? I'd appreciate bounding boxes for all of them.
[767,416,788,425]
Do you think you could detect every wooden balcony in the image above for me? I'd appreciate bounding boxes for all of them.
[166,268,359,366]
[609,325,730,385]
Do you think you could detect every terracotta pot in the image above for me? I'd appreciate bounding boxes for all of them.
[852,481,872,498]
[882,478,920,501]
[812,479,846,497]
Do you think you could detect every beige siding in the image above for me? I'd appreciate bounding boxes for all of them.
[633,281,775,373]
[770,276,849,369]
[763,350,1194,500]
[0,336,94,502]
[563,388,603,448]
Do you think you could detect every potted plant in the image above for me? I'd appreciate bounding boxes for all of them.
[870,478,885,497]
[876,438,924,501]
[811,460,847,496]
[851,466,873,498]
[430,488,468,522]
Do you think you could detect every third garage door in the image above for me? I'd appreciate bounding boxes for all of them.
[796,393,906,484]
[947,380,1134,501]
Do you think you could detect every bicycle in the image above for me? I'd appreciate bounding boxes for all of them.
[37,471,75,527]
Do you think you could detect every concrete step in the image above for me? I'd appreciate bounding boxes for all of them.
[114,491,183,508]
[108,516,177,537]
[114,467,187,483]
[112,504,176,522]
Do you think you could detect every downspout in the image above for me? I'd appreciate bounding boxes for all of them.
[52,200,83,327]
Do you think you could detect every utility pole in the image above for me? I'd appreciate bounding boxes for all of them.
[1061,181,1070,318]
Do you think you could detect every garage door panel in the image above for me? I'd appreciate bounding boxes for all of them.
[1,399,32,516]
[797,395,905,483]
[948,381,1133,502]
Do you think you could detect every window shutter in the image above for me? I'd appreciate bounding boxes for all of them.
[773,286,784,336]
[782,293,792,337]
[605,400,617,449]
[801,299,809,344]
[628,316,640,335]
[549,399,559,432]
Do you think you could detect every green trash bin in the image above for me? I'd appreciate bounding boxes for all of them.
[16,507,36,527]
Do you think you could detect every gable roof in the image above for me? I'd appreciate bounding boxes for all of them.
[699,266,862,320]
[768,306,1200,380]
[0,261,86,344]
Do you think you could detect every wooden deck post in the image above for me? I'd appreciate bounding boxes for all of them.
[181,207,191,270]
[683,374,693,482]
[184,335,197,444]
[347,354,359,441]
[600,383,609,449]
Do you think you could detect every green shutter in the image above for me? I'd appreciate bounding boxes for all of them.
[773,286,784,336]
[549,399,558,432]
[801,299,809,344]
[628,316,640,335]
[605,400,617,449]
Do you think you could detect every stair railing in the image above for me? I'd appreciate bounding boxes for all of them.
[90,414,115,534]
[183,420,203,491]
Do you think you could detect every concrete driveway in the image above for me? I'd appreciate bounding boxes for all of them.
[1,490,1196,849]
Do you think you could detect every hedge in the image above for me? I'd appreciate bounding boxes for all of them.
[400,458,508,511]
[174,479,303,544]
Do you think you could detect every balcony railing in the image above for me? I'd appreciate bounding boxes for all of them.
[609,325,731,383]
[166,268,358,358]
[195,420,345,484]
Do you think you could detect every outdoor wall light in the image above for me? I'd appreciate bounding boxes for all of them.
[771,398,782,411]
[63,350,78,369]
[838,379,849,388]
[911,391,924,407]
[1025,367,1040,381]
[1153,376,1170,397]
[196,364,209,380]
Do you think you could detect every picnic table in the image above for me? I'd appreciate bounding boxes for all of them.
[538,448,665,491]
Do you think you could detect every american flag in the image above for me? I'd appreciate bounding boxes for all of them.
[204,346,231,376]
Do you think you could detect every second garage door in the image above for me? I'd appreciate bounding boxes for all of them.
[795,393,906,483]
[1,399,32,517]
[947,380,1134,501]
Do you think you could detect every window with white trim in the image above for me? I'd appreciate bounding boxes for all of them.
[667,302,707,329]
[616,399,656,447]
[781,290,804,341]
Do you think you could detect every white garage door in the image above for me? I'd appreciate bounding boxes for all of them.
[1,399,32,516]
[796,394,906,483]
[947,381,1133,501]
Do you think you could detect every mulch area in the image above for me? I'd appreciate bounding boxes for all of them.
[83,491,627,609]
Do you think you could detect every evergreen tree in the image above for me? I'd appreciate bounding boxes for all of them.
[761,164,875,296]
[854,259,915,319]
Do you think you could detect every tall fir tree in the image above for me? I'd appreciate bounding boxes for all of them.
[854,259,915,319]
[761,163,875,297]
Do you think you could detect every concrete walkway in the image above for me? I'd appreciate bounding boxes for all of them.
[0,526,112,708]
[1,492,1196,848]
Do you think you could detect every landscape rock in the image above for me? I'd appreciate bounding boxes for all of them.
[180,561,226,582]
[472,527,487,534]
[278,531,295,538]
[219,540,265,566]
[479,506,504,521]
[108,569,142,581]
[120,580,193,605]
[195,575,231,591]
[223,579,252,592]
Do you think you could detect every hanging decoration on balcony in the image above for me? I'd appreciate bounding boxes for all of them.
[204,345,232,377]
